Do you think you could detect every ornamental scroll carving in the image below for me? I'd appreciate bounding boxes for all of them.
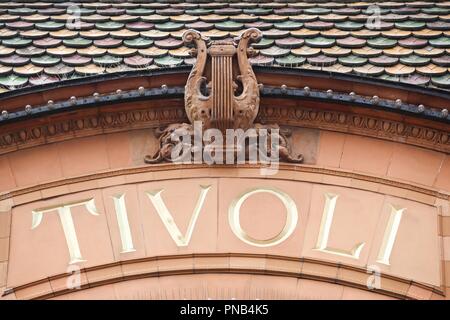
[145,28,302,164]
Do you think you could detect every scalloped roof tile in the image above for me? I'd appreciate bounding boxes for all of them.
[0,0,448,91]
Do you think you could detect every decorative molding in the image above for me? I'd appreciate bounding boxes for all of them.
[145,29,301,164]
[260,86,450,124]
[5,253,443,300]
[0,102,448,157]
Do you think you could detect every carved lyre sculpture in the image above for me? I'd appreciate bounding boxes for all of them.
[145,28,302,164]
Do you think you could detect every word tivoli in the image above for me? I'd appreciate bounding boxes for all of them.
[31,185,405,266]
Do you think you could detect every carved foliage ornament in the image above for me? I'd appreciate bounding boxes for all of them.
[146,28,301,164]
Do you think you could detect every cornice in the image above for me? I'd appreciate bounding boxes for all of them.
[259,100,450,153]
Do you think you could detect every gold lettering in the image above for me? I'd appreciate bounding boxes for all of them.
[377,204,405,265]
